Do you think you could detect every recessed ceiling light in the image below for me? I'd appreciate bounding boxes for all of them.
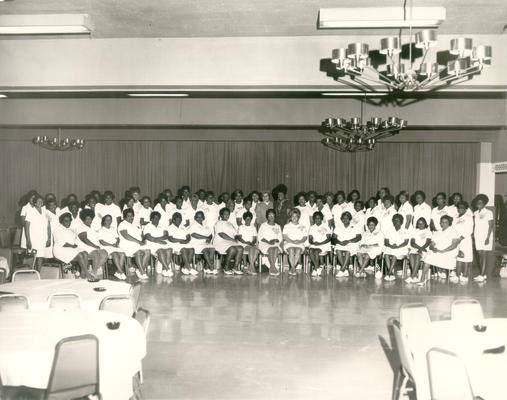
[321,93,387,97]
[127,93,189,97]
[0,94,7,98]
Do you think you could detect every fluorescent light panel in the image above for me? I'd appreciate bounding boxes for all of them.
[319,7,446,29]
[321,93,388,97]
[0,14,91,35]
[127,93,189,97]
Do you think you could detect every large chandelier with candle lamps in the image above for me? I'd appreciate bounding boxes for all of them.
[32,128,85,151]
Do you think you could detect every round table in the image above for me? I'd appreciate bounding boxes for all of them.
[406,318,507,400]
[0,309,146,400]
[0,279,132,310]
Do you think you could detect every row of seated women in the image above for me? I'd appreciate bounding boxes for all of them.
[20,189,494,285]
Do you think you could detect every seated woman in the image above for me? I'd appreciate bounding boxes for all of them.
[117,208,150,280]
[77,209,109,279]
[98,214,127,280]
[308,211,332,277]
[406,217,432,283]
[143,211,174,278]
[53,212,89,278]
[237,211,259,275]
[383,214,410,281]
[190,211,216,275]
[356,217,384,278]
[25,194,53,269]
[258,209,283,276]
[418,215,461,286]
[282,209,308,276]
[167,212,196,276]
[213,208,244,275]
[454,201,473,283]
[333,211,361,278]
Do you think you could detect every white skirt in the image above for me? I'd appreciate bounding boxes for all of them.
[474,232,493,251]
[53,245,87,264]
[457,236,473,262]
[423,250,457,270]
[258,242,281,255]
[383,246,408,259]
[119,241,149,257]
[334,243,359,256]
[101,245,125,256]
[309,244,331,254]
[357,245,382,259]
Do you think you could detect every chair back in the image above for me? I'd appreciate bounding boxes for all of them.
[0,267,7,284]
[99,295,134,317]
[12,269,40,282]
[135,307,151,335]
[426,347,475,400]
[130,282,142,312]
[0,294,30,311]
[40,265,62,280]
[400,303,431,337]
[47,334,99,400]
[48,293,82,311]
[392,319,414,379]
[451,298,484,322]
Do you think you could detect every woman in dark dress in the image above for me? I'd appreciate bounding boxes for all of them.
[274,187,290,229]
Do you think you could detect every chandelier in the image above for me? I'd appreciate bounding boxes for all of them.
[320,95,407,152]
[32,129,85,151]
[329,10,492,92]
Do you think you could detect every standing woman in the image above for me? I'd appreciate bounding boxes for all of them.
[347,190,361,210]
[351,200,366,232]
[454,201,474,283]
[406,218,432,283]
[144,211,174,277]
[167,212,196,276]
[383,214,410,281]
[68,201,83,233]
[20,190,38,250]
[53,213,89,278]
[356,217,384,278]
[258,209,283,276]
[153,194,172,229]
[413,190,432,228]
[282,209,308,276]
[100,191,122,228]
[190,211,216,275]
[117,208,150,280]
[45,199,60,239]
[323,192,336,229]
[237,211,259,275]
[255,191,273,228]
[430,192,450,232]
[333,211,361,278]
[473,194,494,282]
[377,187,390,208]
[308,211,332,277]
[379,195,397,234]
[418,215,461,285]
[250,191,260,210]
[83,195,102,231]
[316,195,333,229]
[25,194,52,268]
[138,196,153,227]
[274,189,290,230]
[173,196,189,226]
[217,192,230,210]
[232,190,246,226]
[213,208,244,275]
[332,191,351,229]
[295,192,313,230]
[77,209,109,279]
[98,215,127,280]
[397,191,414,229]
[202,191,220,227]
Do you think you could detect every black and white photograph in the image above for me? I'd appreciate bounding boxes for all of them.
[0,1,506,399]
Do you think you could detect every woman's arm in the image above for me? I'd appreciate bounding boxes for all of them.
[218,232,236,241]
[119,229,143,245]
[78,232,100,249]
[144,233,167,244]
[99,239,117,247]
[436,238,460,253]
[191,232,210,240]
[25,221,32,249]
[485,219,494,245]
[392,239,409,249]
[46,222,52,247]
[349,234,361,243]
[404,215,412,229]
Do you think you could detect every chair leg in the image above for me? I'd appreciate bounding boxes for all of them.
[392,369,403,400]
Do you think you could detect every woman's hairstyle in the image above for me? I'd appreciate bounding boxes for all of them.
[366,197,377,208]
[122,208,134,219]
[172,195,183,205]
[392,213,404,224]
[232,189,244,200]
[457,200,469,210]
[354,200,365,209]
[150,211,161,221]
[67,200,80,211]
[265,208,276,219]
[271,184,288,200]
[85,193,95,204]
[103,190,114,199]
[382,194,395,204]
[436,192,447,200]
[415,217,428,228]
[141,196,151,203]
[45,198,57,208]
[129,186,141,194]
[206,191,215,197]
[290,208,301,217]
[474,193,489,205]
[335,191,346,200]
[194,211,205,220]
[347,190,361,202]
[44,192,56,201]
[33,194,43,203]
[157,193,168,203]
[449,192,463,205]
[324,192,334,199]
[119,196,133,210]
[101,214,112,226]
[219,207,230,218]
[313,211,324,220]
[315,195,325,203]
[441,215,453,225]
[242,211,253,220]
[79,208,95,222]
[218,192,229,203]
[366,216,378,226]
[341,211,352,220]
[59,212,72,224]
[294,192,306,206]
[413,190,426,201]
[306,190,317,199]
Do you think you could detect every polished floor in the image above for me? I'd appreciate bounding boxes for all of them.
[138,266,507,400]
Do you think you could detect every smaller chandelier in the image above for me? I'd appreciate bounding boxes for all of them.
[32,129,85,151]
[320,96,407,152]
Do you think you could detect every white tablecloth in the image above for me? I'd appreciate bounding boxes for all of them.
[406,318,507,400]
[0,279,132,310]
[0,309,146,400]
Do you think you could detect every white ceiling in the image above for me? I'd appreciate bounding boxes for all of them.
[1,0,506,38]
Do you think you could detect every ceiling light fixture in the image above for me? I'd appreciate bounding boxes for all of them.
[0,14,91,35]
[321,92,388,97]
[127,93,189,97]
[320,94,407,152]
[0,94,7,98]
[32,129,85,151]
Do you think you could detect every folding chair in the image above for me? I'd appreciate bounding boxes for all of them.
[48,293,82,311]
[11,269,40,282]
[134,307,151,384]
[99,295,134,317]
[130,282,142,312]
[391,319,417,400]
[451,298,484,322]
[0,294,30,311]
[39,264,63,280]
[0,266,7,284]
[399,303,431,337]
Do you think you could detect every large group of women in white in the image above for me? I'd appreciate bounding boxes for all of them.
[18,184,494,285]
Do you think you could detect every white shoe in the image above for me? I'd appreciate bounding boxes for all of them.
[450,276,459,283]
[135,270,143,279]
[473,275,485,282]
[233,269,244,275]
[224,269,233,275]
[354,272,361,278]
[391,275,396,281]
[384,275,390,281]
[181,267,190,275]
[411,277,420,283]
[296,264,302,270]
[405,277,413,283]
[203,268,211,274]
[342,270,349,277]
[120,273,127,280]
[189,268,198,276]
[460,276,468,284]
[140,273,149,280]
[335,270,344,278]
[365,266,374,272]
[483,275,487,281]
[212,269,218,275]
[449,270,456,277]
[114,272,123,280]
[438,272,447,279]
[155,261,163,274]
[311,270,318,277]
[161,269,169,277]
[375,271,383,279]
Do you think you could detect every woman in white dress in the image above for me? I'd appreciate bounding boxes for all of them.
[172,196,190,227]
[117,208,150,280]
[213,208,243,275]
[454,201,473,283]
[53,213,89,278]
[379,195,397,234]
[357,217,384,278]
[77,209,109,279]
[397,191,414,229]
[364,197,381,231]
[282,209,308,276]
[232,190,246,226]
[138,196,153,227]
[190,211,216,275]
[98,215,127,280]
[412,190,432,228]
[323,192,336,229]
[99,191,122,228]
[201,191,220,227]
[316,195,333,229]
[332,191,352,229]
[406,217,432,283]
[418,215,461,285]
[308,211,332,277]
[186,194,203,226]
[25,194,52,268]
[242,198,257,227]
[153,194,172,229]
[83,195,102,232]
[258,209,283,276]
[430,192,450,232]
[237,211,259,275]
[167,212,196,276]
[68,201,83,234]
[295,193,313,230]
[144,211,174,277]
[351,201,365,232]
[45,199,60,240]
[473,194,494,282]
[333,211,361,278]
[20,190,38,250]
[347,190,361,210]
[383,214,410,281]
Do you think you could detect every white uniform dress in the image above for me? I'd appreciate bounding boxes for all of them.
[380,206,397,234]
[358,230,384,259]
[383,227,410,259]
[97,226,122,255]
[454,214,473,262]
[117,220,146,257]
[25,207,52,258]
[237,224,257,249]
[409,228,432,255]
[320,205,334,227]
[98,203,122,228]
[282,222,308,251]
[295,205,313,230]
[423,227,460,269]
[257,222,283,254]
[153,204,172,229]
[20,203,33,249]
[431,206,451,231]
[137,206,153,226]
[308,223,332,253]
[413,202,432,227]
[53,225,86,263]
[77,225,102,253]
[201,202,220,227]
[332,202,353,228]
[213,220,239,254]
[351,210,365,232]
[233,202,246,223]
[334,223,361,255]
[167,224,191,254]
[143,223,170,254]
[398,202,414,226]
[45,210,60,241]
[189,222,214,254]
[473,208,494,251]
